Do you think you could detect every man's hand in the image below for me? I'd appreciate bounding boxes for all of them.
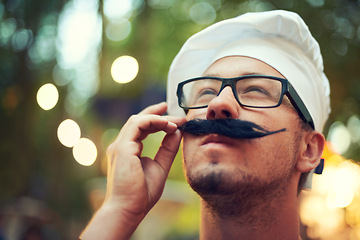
[80,102,186,240]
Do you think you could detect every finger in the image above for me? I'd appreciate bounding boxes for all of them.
[139,102,167,115]
[123,115,186,143]
[135,116,186,142]
[121,115,178,142]
[154,129,182,174]
[137,117,179,141]
[163,116,187,127]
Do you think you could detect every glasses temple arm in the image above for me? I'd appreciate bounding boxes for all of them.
[286,85,315,130]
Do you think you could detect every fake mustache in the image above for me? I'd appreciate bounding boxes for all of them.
[178,118,286,139]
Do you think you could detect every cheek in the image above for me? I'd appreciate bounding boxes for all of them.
[186,108,207,120]
[182,134,212,172]
[181,135,194,165]
[263,133,300,171]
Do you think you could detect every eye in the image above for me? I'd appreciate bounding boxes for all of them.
[181,78,222,107]
[197,88,217,96]
[242,86,270,96]
[191,87,218,106]
[235,78,282,107]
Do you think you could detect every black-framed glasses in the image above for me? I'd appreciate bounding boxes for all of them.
[177,75,314,129]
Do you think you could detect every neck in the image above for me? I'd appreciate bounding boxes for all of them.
[199,183,301,240]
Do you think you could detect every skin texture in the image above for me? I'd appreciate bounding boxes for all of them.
[80,56,325,240]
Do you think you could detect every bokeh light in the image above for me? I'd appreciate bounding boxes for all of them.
[56,0,102,117]
[190,2,216,25]
[326,161,360,208]
[11,28,33,51]
[148,0,174,9]
[57,2,102,67]
[103,0,133,20]
[57,119,81,148]
[36,83,59,110]
[0,18,17,45]
[327,121,351,154]
[72,138,97,166]
[28,20,57,66]
[111,55,139,83]
[347,115,360,142]
[300,141,360,239]
[305,0,325,8]
[105,18,131,41]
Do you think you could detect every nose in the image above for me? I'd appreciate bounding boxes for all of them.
[206,86,240,120]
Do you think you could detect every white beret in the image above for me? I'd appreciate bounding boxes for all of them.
[166,10,331,188]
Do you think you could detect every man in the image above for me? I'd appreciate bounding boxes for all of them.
[80,10,330,240]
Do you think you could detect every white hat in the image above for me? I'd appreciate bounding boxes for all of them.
[167,10,331,188]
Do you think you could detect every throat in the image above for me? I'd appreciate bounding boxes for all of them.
[198,184,300,240]
[201,181,284,221]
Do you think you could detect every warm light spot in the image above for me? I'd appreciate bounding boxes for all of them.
[111,55,139,83]
[300,193,326,226]
[312,166,336,196]
[327,189,353,208]
[313,161,358,208]
[73,138,97,166]
[301,134,360,239]
[57,119,81,148]
[327,161,360,208]
[300,192,345,239]
[346,197,360,227]
[36,83,59,110]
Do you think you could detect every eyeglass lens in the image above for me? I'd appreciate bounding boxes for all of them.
[180,77,282,108]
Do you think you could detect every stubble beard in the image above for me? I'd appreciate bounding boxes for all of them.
[184,140,299,223]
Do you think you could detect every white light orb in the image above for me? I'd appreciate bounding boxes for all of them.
[36,83,59,110]
[111,55,139,84]
[57,119,81,148]
[73,138,97,166]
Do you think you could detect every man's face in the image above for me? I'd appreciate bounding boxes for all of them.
[181,56,304,199]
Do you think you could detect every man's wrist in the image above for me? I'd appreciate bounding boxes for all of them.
[80,201,145,240]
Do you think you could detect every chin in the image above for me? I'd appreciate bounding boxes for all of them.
[185,164,250,196]
[185,161,292,200]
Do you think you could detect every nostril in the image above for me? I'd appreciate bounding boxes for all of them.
[222,110,231,118]
[207,109,232,119]
[207,110,216,120]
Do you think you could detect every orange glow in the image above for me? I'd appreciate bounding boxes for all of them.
[321,142,344,166]
[302,141,360,239]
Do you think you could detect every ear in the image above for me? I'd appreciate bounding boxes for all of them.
[296,131,325,173]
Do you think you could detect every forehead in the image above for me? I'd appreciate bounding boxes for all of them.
[203,56,285,79]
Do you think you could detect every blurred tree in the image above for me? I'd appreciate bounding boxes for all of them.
[0,0,68,197]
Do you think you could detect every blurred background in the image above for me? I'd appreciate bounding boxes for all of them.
[1,0,360,239]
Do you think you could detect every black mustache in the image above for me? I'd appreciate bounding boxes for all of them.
[178,118,286,139]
